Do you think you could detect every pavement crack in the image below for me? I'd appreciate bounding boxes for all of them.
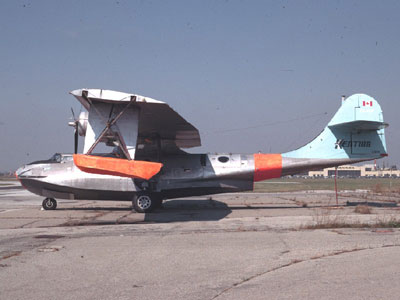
[276,196,308,207]
[58,211,112,226]
[115,212,132,224]
[211,244,400,299]
[0,251,22,261]
[20,220,39,228]
[0,234,67,262]
[277,235,291,257]
[329,229,349,235]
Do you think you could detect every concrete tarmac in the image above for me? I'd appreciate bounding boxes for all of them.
[0,181,400,299]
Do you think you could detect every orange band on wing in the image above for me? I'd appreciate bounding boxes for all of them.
[73,154,163,180]
[253,153,282,182]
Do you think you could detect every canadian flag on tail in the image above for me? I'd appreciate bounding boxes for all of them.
[363,100,373,107]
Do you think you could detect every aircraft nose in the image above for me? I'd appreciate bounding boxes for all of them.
[15,166,24,179]
[15,166,28,189]
[15,165,32,178]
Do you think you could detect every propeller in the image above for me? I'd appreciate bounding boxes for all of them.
[68,108,79,154]
[74,124,78,154]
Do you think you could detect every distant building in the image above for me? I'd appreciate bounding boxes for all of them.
[308,164,400,178]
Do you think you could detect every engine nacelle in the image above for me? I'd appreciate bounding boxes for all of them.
[68,111,88,136]
[77,111,88,136]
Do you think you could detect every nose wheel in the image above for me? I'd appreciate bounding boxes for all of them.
[42,198,57,210]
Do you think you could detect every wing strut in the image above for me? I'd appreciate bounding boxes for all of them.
[85,96,137,159]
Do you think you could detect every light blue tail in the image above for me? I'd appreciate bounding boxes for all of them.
[283,94,388,161]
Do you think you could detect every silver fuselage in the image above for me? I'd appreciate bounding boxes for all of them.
[16,152,370,202]
[16,153,256,201]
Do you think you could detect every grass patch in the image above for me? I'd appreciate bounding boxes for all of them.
[254,177,400,193]
[302,210,400,229]
[303,221,400,229]
[376,219,400,228]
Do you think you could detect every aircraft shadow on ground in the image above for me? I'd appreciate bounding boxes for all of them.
[57,206,132,211]
[58,199,232,224]
[57,199,398,226]
[145,199,232,223]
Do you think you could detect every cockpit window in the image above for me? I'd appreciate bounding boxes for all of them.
[50,153,62,163]
[27,153,73,165]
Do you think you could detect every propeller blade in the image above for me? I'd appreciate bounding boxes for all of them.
[71,107,76,120]
[74,128,78,154]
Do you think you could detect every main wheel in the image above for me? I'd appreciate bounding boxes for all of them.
[42,198,57,210]
[132,193,160,213]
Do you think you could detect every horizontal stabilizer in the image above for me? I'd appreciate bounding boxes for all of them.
[328,120,388,131]
[73,154,163,180]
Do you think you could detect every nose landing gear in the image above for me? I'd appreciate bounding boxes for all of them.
[42,198,57,210]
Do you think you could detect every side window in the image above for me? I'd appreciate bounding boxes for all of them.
[218,156,229,163]
[61,155,73,163]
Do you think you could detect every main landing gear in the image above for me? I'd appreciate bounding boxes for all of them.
[41,194,162,212]
[42,198,57,210]
[132,192,162,213]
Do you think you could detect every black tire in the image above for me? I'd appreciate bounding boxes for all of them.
[132,193,160,213]
[42,198,57,210]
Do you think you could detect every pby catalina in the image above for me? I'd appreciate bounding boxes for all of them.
[16,89,388,213]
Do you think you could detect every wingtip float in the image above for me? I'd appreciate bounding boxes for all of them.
[73,154,163,180]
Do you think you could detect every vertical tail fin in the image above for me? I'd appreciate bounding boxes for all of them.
[281,94,388,175]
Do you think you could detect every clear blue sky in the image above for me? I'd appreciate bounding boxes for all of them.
[0,0,399,171]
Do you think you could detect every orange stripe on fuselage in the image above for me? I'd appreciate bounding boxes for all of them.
[73,154,163,180]
[253,153,282,182]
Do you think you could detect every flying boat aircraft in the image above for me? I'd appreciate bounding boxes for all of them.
[16,89,388,213]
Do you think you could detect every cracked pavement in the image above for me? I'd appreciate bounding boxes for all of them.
[1,182,400,299]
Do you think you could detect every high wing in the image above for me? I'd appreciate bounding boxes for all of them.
[69,88,201,179]
[70,89,201,152]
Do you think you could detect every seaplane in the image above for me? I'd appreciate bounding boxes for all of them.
[16,89,388,213]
